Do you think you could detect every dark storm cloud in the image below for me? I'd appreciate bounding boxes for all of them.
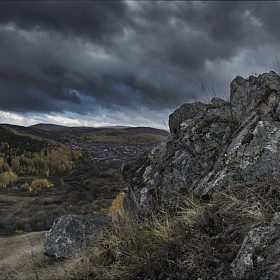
[1,1,280,124]
[0,1,128,43]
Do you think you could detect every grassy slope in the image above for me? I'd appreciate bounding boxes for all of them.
[10,181,276,280]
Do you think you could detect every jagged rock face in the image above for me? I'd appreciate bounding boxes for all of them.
[123,98,239,211]
[195,74,280,197]
[123,71,280,211]
[230,71,280,121]
[231,212,280,280]
[43,214,109,259]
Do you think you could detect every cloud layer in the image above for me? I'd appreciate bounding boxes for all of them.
[1,1,280,128]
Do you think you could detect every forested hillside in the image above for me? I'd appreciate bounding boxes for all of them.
[0,125,82,187]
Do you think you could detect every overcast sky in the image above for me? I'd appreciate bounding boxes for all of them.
[0,1,280,129]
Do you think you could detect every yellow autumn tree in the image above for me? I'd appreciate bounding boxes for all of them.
[29,179,54,192]
[0,171,17,188]
[109,192,126,225]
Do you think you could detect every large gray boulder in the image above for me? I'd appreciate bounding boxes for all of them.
[43,214,109,259]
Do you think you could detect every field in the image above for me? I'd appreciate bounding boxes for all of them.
[0,159,124,235]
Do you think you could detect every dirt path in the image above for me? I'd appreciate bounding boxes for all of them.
[0,231,46,267]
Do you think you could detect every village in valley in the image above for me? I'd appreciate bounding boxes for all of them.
[70,143,151,161]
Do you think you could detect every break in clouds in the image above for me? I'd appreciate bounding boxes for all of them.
[1,1,280,128]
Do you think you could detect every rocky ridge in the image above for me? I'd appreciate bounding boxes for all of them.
[122,71,280,279]
[123,71,280,210]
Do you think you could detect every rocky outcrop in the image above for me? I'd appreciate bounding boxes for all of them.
[43,214,109,259]
[122,71,280,279]
[123,71,280,211]
[123,97,240,213]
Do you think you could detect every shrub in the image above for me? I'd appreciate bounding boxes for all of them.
[29,179,54,192]
[0,171,17,188]
[109,192,125,224]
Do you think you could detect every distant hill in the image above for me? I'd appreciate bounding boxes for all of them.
[0,123,59,139]
[29,123,69,132]
[124,126,169,136]
[0,123,169,146]
[29,123,131,132]
[29,123,167,135]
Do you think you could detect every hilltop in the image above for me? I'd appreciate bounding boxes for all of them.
[30,123,70,131]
